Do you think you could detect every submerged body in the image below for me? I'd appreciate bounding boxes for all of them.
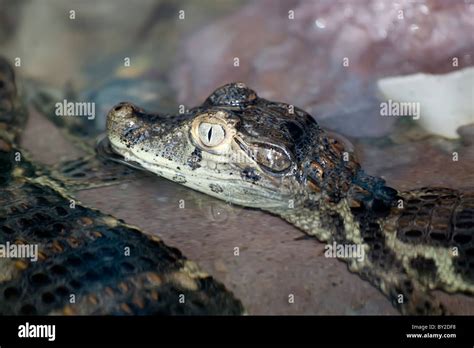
[106,82,474,314]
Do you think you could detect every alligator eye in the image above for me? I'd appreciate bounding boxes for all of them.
[198,123,226,147]
[251,144,292,173]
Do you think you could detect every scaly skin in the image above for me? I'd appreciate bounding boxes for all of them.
[105,82,474,315]
[0,58,243,315]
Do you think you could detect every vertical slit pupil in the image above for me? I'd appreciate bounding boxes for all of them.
[208,127,213,142]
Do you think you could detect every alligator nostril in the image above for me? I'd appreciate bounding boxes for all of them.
[114,105,123,112]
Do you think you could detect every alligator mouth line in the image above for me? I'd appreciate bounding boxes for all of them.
[96,134,146,172]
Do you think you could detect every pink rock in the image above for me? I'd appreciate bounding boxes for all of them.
[174,0,474,137]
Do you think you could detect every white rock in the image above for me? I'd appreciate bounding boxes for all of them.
[377,67,474,138]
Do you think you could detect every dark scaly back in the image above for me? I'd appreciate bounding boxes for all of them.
[396,188,474,289]
[286,102,473,314]
[0,58,244,315]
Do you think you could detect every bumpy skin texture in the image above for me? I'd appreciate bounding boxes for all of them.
[0,58,244,315]
[105,82,474,315]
